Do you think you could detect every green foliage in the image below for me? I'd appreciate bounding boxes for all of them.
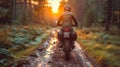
[0,48,14,67]
[0,26,44,52]
[0,48,13,57]
[0,26,49,67]
[77,30,120,67]
[84,9,98,27]
[8,28,43,50]
[0,7,8,15]
[97,34,120,46]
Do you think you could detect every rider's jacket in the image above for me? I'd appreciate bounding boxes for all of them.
[57,11,78,28]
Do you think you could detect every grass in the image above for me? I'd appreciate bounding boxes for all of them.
[77,29,120,67]
[0,24,51,66]
[14,33,49,59]
[14,45,38,58]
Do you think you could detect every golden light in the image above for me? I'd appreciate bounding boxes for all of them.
[65,0,68,2]
[31,1,38,5]
[47,0,62,13]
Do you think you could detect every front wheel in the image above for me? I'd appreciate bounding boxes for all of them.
[64,40,71,60]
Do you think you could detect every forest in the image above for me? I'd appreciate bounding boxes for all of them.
[0,0,120,67]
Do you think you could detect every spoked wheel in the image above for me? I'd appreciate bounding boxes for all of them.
[64,40,71,61]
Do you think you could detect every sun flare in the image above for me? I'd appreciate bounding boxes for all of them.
[47,0,62,13]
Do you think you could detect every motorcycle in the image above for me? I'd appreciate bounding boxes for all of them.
[57,25,77,60]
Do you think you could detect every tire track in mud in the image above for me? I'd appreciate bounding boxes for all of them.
[23,34,96,67]
[36,37,94,67]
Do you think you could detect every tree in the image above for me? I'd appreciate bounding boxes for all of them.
[24,0,27,9]
[68,0,85,29]
[29,0,33,23]
[11,0,17,23]
[105,0,113,31]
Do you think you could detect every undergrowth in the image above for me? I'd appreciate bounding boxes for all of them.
[77,29,120,67]
[0,25,50,67]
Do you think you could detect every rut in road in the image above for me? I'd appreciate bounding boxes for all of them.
[48,43,81,67]
[37,36,93,67]
[23,34,95,67]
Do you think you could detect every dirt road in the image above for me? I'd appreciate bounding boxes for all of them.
[22,33,96,67]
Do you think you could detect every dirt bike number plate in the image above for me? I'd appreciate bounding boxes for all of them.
[64,32,70,38]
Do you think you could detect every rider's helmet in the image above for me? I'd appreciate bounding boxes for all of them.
[64,4,71,11]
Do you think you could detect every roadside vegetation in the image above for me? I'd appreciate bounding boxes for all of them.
[0,25,50,67]
[77,28,120,67]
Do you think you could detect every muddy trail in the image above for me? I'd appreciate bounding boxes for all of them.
[20,32,98,67]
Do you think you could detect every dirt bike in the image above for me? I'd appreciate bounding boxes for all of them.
[57,25,77,60]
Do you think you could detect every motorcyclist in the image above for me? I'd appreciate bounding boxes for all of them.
[57,4,78,49]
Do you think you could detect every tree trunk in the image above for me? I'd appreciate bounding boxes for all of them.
[23,0,27,24]
[24,0,27,9]
[11,0,17,23]
[105,0,113,31]
[80,0,86,29]
[70,0,85,29]
[29,0,33,23]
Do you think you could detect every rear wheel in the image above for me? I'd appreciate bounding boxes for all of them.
[64,40,71,60]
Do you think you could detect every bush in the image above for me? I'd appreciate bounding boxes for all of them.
[77,30,120,67]
[0,7,8,15]
[0,48,14,67]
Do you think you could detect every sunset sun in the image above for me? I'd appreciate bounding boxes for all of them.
[47,0,62,13]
